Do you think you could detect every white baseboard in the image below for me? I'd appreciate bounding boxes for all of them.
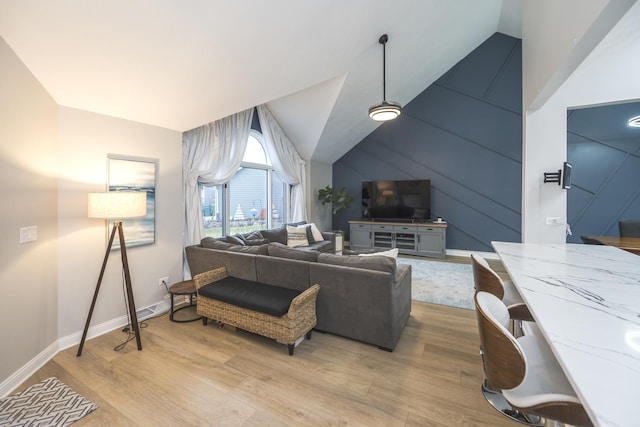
[0,341,59,398]
[0,300,170,398]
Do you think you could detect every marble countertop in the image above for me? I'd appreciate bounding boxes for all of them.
[492,242,640,427]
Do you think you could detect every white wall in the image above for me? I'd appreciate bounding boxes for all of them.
[0,36,59,389]
[0,35,183,394]
[521,0,638,243]
[57,107,183,338]
[307,160,333,232]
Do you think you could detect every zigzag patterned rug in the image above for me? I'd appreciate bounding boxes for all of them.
[0,377,97,427]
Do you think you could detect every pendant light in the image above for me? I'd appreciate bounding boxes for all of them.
[369,34,402,121]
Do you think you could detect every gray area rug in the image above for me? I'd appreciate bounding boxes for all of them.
[0,377,97,427]
[400,256,475,310]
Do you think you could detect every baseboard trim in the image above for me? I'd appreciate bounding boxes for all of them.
[0,300,170,398]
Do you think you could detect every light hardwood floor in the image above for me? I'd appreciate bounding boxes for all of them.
[17,257,514,426]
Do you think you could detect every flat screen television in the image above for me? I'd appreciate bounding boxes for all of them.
[362,179,431,221]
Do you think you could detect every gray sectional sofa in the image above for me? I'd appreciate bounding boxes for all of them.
[185,231,412,351]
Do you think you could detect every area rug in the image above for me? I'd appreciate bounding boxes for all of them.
[399,256,475,310]
[0,377,97,427]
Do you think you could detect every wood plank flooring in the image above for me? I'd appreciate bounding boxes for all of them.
[15,256,515,426]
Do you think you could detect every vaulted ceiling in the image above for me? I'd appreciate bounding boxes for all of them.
[0,0,521,163]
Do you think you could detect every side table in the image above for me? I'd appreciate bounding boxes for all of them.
[168,279,201,323]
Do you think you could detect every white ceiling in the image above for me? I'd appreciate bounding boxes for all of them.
[0,0,521,164]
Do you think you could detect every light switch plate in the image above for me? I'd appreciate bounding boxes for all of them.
[20,226,38,243]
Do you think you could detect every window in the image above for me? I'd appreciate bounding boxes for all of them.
[201,131,287,238]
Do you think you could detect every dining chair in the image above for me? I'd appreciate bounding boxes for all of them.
[475,291,593,427]
[580,235,604,245]
[619,219,640,237]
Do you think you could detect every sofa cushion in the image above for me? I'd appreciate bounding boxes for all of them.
[358,248,398,260]
[201,238,236,250]
[286,225,309,247]
[226,244,269,255]
[239,230,269,246]
[317,253,396,275]
[260,226,287,244]
[200,238,267,254]
[268,242,320,262]
[199,276,301,317]
[226,234,245,245]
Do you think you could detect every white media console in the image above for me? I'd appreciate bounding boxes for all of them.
[349,220,447,259]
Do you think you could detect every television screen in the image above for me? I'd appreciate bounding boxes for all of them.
[362,179,431,221]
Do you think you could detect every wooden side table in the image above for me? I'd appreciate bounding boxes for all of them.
[168,280,201,323]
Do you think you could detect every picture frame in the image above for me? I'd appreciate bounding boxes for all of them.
[108,154,157,249]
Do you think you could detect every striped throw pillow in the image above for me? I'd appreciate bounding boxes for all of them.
[286,225,309,247]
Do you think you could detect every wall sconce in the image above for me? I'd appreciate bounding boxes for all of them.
[543,162,572,190]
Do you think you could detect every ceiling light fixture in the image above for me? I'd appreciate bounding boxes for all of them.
[369,34,401,122]
[628,115,640,127]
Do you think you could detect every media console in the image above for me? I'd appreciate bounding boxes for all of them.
[349,220,447,259]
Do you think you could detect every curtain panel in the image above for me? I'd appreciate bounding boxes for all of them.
[182,108,253,251]
[257,104,308,222]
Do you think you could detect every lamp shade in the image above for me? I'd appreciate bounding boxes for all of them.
[88,192,147,219]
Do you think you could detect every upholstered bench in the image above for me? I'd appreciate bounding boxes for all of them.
[192,267,320,355]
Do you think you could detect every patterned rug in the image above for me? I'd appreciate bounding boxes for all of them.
[399,256,475,310]
[0,377,97,427]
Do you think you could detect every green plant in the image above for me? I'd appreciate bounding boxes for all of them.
[318,185,352,215]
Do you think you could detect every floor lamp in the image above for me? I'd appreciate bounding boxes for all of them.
[77,191,147,357]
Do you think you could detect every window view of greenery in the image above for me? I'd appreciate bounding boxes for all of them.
[201,132,286,238]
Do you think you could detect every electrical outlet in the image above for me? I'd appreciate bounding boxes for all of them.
[159,276,169,287]
[545,217,562,225]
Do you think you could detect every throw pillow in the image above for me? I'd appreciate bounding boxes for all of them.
[286,225,309,247]
[240,230,269,246]
[359,248,398,260]
[226,234,245,245]
[260,226,287,244]
[307,223,325,242]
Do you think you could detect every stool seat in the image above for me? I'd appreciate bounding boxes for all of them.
[168,280,201,323]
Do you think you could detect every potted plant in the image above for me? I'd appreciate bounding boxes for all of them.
[318,185,352,215]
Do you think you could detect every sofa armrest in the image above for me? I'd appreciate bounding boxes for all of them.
[193,267,228,290]
[321,231,336,242]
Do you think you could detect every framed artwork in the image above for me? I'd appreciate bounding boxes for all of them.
[108,154,157,249]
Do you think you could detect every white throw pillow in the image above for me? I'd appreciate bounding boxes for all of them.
[358,248,399,260]
[286,225,309,247]
[307,222,324,242]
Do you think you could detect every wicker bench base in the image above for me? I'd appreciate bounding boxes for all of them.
[193,267,320,355]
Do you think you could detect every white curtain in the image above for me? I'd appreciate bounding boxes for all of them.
[183,108,253,249]
[257,104,307,222]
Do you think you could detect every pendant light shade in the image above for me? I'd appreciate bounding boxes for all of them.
[369,34,401,121]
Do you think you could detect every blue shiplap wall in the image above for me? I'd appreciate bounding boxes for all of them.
[333,32,522,251]
[567,101,640,242]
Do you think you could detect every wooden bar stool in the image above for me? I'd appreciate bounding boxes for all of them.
[168,279,201,323]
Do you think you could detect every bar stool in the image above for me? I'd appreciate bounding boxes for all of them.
[168,280,201,323]
[475,291,593,427]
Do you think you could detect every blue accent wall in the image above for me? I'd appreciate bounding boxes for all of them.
[567,101,640,241]
[332,33,522,251]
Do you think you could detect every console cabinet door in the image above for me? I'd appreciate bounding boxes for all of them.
[417,228,446,259]
[350,223,372,249]
[393,225,417,252]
